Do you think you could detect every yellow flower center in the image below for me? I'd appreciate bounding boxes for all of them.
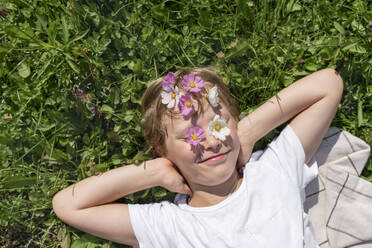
[171,92,176,99]
[214,124,221,132]
[186,100,191,107]
[189,82,195,88]
[191,134,199,141]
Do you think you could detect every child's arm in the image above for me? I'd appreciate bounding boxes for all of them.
[52,157,191,246]
[238,68,343,165]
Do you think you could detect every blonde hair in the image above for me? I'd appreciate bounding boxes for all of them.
[141,67,239,156]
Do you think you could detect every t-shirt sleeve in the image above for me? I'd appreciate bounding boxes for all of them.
[128,202,177,248]
[258,124,318,190]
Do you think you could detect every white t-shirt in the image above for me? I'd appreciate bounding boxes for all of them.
[128,124,319,248]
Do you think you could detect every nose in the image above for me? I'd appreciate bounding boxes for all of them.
[202,132,221,151]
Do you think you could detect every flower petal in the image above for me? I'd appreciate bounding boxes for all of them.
[187,128,193,144]
[208,86,220,107]
[179,94,194,116]
[188,74,195,82]
[167,99,175,108]
[189,87,200,93]
[216,132,226,141]
[163,72,175,88]
[207,114,230,141]
[161,91,171,104]
[187,126,205,146]
[182,106,193,116]
[221,126,230,136]
[195,76,202,83]
[194,126,204,136]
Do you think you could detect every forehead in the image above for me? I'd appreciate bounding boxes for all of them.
[163,100,231,136]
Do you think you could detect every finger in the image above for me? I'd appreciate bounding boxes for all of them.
[178,177,192,195]
[237,153,245,167]
[238,154,249,168]
[184,184,192,196]
[175,180,192,196]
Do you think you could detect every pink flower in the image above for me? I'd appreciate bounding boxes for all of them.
[178,94,194,117]
[187,126,206,146]
[162,72,175,90]
[182,74,204,93]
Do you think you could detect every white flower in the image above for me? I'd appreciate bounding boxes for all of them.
[208,115,230,141]
[161,86,180,108]
[208,86,220,107]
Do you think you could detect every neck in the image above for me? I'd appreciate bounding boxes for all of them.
[187,169,242,207]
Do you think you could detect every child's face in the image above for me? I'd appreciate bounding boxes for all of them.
[163,99,241,188]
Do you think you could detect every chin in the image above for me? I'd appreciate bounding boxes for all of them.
[201,155,238,185]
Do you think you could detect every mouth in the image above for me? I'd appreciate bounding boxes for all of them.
[199,150,231,164]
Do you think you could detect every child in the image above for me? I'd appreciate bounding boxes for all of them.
[52,67,343,247]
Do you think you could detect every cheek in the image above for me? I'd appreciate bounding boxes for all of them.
[165,139,195,164]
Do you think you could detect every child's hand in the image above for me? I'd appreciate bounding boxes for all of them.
[152,157,192,196]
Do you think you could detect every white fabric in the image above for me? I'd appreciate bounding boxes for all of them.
[128,124,320,248]
[303,127,372,247]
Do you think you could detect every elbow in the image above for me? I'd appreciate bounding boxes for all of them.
[52,189,75,222]
[321,68,344,100]
[52,191,65,220]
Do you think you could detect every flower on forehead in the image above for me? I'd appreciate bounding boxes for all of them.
[161,86,180,109]
[162,72,175,90]
[182,74,204,93]
[178,94,194,117]
[208,115,230,141]
[187,126,206,146]
[206,86,220,107]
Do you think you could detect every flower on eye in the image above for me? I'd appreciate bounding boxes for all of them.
[161,86,180,108]
[206,86,220,107]
[178,94,194,117]
[182,74,204,93]
[162,72,175,90]
[208,115,230,141]
[187,126,206,146]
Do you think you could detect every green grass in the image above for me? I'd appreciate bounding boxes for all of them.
[0,0,371,247]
